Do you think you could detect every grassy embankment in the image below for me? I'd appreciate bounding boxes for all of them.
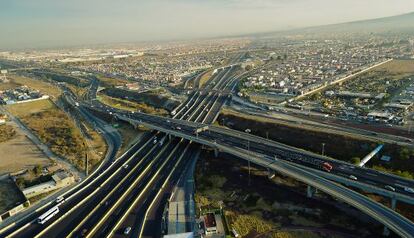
[218,109,414,179]
[197,69,213,88]
[195,151,378,237]
[98,93,168,116]
[97,75,130,88]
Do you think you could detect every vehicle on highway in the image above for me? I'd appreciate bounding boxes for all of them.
[37,206,59,224]
[153,138,157,144]
[404,187,414,194]
[322,162,333,172]
[124,227,131,235]
[385,185,396,192]
[123,164,129,169]
[349,175,358,180]
[176,126,182,130]
[159,137,166,146]
[56,196,65,204]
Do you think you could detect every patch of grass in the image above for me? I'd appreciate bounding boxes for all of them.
[198,69,213,88]
[0,124,16,143]
[6,99,55,117]
[272,231,322,238]
[97,75,129,88]
[20,108,87,170]
[98,93,168,116]
[228,213,274,236]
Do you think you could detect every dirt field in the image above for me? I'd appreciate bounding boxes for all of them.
[375,59,414,73]
[0,124,16,143]
[0,122,50,175]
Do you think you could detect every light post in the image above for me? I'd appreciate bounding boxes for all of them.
[321,143,325,156]
[245,128,251,186]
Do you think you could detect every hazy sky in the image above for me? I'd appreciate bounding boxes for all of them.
[1,0,414,50]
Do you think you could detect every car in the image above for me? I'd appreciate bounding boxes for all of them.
[322,162,333,172]
[123,164,129,169]
[385,185,396,192]
[166,120,171,123]
[56,196,65,204]
[404,187,414,194]
[124,227,131,235]
[176,127,181,130]
[349,175,358,180]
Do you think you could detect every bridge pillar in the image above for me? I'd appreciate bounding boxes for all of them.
[307,185,316,198]
[168,134,173,141]
[391,197,397,210]
[383,226,390,236]
[214,148,219,158]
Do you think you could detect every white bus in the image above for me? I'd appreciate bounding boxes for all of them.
[37,206,59,224]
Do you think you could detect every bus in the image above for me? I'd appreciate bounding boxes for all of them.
[37,206,59,224]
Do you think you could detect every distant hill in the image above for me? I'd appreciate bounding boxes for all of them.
[309,12,414,33]
[252,12,414,37]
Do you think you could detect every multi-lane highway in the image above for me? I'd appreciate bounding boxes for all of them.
[0,54,243,238]
[2,51,414,238]
[115,112,414,238]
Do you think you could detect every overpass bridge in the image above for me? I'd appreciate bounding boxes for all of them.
[108,112,414,238]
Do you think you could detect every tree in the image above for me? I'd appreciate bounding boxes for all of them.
[33,165,42,176]
[350,157,361,165]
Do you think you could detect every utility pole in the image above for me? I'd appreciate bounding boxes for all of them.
[321,143,325,156]
[245,128,251,186]
[84,142,88,177]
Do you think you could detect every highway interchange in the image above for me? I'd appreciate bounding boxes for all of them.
[1,52,414,238]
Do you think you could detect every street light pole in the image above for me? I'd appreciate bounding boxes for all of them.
[245,128,251,186]
[321,143,325,156]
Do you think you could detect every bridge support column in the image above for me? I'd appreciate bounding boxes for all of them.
[391,197,397,210]
[168,134,173,141]
[307,185,316,198]
[214,148,219,158]
[383,226,390,236]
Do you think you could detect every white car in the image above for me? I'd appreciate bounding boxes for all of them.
[124,227,131,235]
[385,185,396,192]
[56,196,65,204]
[404,187,414,194]
[349,175,358,180]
